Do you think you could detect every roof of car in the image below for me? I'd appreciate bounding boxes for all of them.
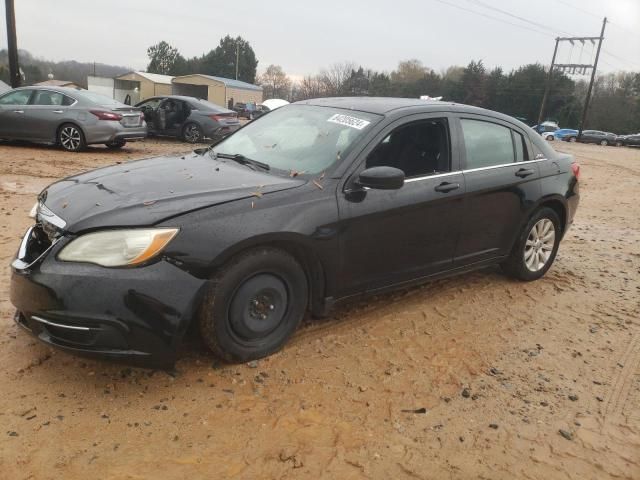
[295,97,454,114]
[293,97,531,128]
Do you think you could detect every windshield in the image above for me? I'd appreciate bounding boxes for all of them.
[213,105,381,174]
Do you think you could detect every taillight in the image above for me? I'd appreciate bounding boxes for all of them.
[571,162,580,180]
[90,110,123,121]
[209,114,236,121]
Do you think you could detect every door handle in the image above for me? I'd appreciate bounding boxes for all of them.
[434,182,460,193]
[515,168,535,178]
[13,110,24,114]
[52,110,64,114]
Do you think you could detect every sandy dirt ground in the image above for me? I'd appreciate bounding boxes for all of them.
[0,139,638,479]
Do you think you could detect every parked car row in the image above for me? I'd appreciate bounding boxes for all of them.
[538,125,639,147]
[0,87,241,151]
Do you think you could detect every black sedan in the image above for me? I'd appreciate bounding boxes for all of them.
[573,129,617,146]
[136,95,240,143]
[616,133,640,147]
[10,97,580,368]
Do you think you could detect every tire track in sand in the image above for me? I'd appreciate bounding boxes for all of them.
[604,332,640,421]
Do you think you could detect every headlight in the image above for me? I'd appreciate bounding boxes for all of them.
[58,228,179,267]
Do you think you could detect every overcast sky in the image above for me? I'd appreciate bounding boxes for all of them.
[1,0,638,79]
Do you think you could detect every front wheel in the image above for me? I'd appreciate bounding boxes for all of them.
[600,139,608,146]
[199,248,308,362]
[182,123,203,143]
[501,207,561,281]
[58,124,86,152]
[568,136,577,143]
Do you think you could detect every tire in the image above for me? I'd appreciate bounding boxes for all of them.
[616,141,623,147]
[600,139,608,146]
[58,123,86,152]
[105,140,127,149]
[568,136,577,143]
[199,247,308,362]
[501,207,561,281]
[547,135,554,141]
[182,122,203,143]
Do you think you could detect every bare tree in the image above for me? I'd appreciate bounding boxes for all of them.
[319,62,357,96]
[258,64,292,100]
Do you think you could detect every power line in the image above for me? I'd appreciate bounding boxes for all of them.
[465,0,640,70]
[466,0,572,37]
[428,0,555,38]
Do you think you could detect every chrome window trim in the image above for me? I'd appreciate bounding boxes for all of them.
[462,158,546,174]
[404,171,461,183]
[31,315,92,331]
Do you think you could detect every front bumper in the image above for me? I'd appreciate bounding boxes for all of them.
[10,227,206,368]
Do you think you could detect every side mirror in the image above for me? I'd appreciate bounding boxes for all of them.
[357,166,404,190]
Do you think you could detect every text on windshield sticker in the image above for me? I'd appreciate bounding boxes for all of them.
[327,114,371,130]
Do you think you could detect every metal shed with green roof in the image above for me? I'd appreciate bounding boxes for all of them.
[172,74,263,109]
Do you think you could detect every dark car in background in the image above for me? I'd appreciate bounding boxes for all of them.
[0,86,146,151]
[233,102,263,120]
[571,130,617,146]
[616,133,640,147]
[136,95,240,143]
[10,97,580,368]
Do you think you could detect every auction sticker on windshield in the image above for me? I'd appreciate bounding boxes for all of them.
[327,113,371,130]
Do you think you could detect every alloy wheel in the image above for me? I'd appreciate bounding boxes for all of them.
[524,218,555,272]
[184,124,201,143]
[60,126,81,151]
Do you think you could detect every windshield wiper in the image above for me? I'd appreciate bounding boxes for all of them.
[214,152,270,171]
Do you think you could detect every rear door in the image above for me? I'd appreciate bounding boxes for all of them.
[453,114,541,266]
[24,89,77,141]
[0,89,34,138]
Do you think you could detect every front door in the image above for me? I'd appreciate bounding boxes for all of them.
[23,89,75,142]
[337,114,465,296]
[453,115,541,265]
[0,89,34,138]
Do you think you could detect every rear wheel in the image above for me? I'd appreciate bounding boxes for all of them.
[616,141,623,147]
[58,124,86,152]
[568,136,577,143]
[182,122,203,143]
[199,247,308,362]
[501,207,561,281]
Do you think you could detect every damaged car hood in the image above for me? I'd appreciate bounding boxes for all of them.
[39,152,305,232]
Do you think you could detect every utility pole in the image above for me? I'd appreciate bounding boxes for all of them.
[537,19,605,131]
[5,0,21,88]
[235,43,240,80]
[537,37,559,125]
[578,17,607,138]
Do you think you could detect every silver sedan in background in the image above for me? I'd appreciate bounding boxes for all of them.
[0,86,147,151]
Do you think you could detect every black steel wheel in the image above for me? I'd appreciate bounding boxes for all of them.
[199,247,308,362]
